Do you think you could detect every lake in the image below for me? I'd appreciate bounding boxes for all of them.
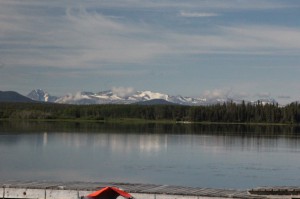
[0,121,300,189]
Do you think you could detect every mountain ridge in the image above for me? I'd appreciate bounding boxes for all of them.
[135,99,177,105]
[0,91,34,102]
[27,89,58,102]
[26,89,278,106]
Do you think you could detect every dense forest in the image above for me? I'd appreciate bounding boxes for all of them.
[1,101,300,124]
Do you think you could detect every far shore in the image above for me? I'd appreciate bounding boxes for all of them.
[0,118,298,126]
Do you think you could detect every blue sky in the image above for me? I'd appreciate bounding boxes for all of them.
[0,0,300,104]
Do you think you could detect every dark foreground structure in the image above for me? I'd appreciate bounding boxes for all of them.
[0,181,300,199]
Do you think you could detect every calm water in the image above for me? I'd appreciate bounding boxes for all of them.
[0,121,300,189]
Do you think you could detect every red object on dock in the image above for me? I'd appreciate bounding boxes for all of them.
[85,187,133,199]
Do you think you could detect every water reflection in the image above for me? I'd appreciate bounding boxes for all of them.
[43,132,48,146]
[0,121,300,189]
[38,133,167,154]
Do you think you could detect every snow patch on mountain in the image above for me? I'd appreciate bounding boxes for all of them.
[54,90,224,105]
[112,87,135,98]
[27,89,58,102]
[27,89,278,106]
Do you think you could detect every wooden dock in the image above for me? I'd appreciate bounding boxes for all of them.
[0,181,299,199]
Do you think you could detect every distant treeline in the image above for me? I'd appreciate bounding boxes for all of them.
[1,101,300,124]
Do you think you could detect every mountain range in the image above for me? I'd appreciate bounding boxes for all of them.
[25,89,277,106]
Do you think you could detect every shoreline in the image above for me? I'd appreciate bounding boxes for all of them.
[0,118,298,126]
[1,180,296,199]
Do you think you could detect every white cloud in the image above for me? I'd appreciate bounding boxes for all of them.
[0,4,170,68]
[112,87,135,98]
[201,88,253,101]
[202,89,230,99]
[59,93,79,101]
[180,11,219,17]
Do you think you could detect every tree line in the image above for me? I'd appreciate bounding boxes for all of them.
[0,101,300,124]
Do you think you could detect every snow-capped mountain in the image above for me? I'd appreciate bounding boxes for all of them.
[27,89,58,102]
[27,89,278,106]
[55,90,209,105]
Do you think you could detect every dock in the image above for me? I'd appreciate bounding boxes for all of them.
[1,181,299,199]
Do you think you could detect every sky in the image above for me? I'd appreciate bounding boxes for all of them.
[0,0,300,104]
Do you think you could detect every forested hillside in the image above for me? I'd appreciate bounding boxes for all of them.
[0,102,300,124]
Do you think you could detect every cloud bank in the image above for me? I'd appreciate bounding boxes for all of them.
[112,87,135,98]
[0,0,299,104]
[0,0,299,70]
